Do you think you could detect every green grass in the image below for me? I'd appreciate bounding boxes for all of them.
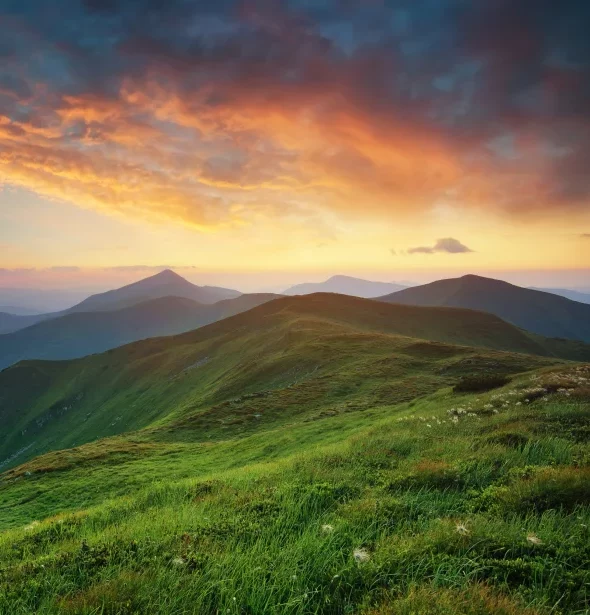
[0,293,577,470]
[0,295,589,614]
[0,363,589,614]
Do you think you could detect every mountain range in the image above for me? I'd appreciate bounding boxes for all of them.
[0,270,242,334]
[380,274,590,342]
[0,293,279,370]
[2,271,590,374]
[1,278,589,615]
[282,275,407,297]
[2,291,589,469]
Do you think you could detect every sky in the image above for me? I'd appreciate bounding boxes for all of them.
[0,0,589,293]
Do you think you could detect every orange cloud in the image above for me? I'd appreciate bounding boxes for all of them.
[1,7,589,234]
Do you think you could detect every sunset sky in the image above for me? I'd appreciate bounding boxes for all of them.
[1,0,589,292]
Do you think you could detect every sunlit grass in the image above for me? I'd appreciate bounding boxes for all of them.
[0,364,588,613]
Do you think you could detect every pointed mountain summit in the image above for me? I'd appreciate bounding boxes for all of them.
[0,293,279,370]
[0,270,243,334]
[65,269,241,313]
[379,274,590,342]
[283,275,407,298]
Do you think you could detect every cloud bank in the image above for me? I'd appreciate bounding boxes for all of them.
[0,0,589,229]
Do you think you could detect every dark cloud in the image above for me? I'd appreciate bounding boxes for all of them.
[0,0,589,225]
[408,238,473,255]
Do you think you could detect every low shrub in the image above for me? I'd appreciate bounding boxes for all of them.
[454,374,510,393]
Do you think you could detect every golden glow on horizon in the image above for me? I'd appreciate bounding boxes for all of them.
[1,80,589,282]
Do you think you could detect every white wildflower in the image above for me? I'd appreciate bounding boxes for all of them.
[353,548,371,563]
[526,534,543,546]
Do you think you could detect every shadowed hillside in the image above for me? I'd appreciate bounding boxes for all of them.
[0,293,279,370]
[380,275,590,342]
[530,287,590,304]
[0,270,242,334]
[66,269,241,313]
[0,304,588,613]
[2,292,587,471]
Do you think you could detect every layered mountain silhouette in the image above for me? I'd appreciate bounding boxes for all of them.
[0,293,279,370]
[0,305,43,315]
[380,274,590,342]
[65,269,240,313]
[0,270,242,334]
[530,287,590,304]
[2,292,589,468]
[0,312,47,335]
[283,275,407,298]
[0,287,90,313]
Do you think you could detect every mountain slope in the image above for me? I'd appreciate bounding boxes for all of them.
[0,287,90,313]
[0,361,588,614]
[64,269,241,312]
[0,305,43,315]
[0,270,242,334]
[0,293,279,370]
[380,275,590,342]
[1,292,587,470]
[283,275,407,298]
[530,287,590,304]
[0,294,589,615]
[0,311,48,334]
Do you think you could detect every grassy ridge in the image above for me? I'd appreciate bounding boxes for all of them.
[0,295,589,613]
[0,293,584,470]
[0,364,589,614]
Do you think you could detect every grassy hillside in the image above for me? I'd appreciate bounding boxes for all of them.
[0,360,588,614]
[2,293,585,470]
[0,293,279,370]
[380,275,590,343]
[1,294,589,614]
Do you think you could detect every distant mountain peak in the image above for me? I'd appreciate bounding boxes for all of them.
[283,275,407,299]
[146,269,187,283]
[326,275,359,282]
[379,274,590,343]
[459,274,498,283]
[460,274,484,280]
